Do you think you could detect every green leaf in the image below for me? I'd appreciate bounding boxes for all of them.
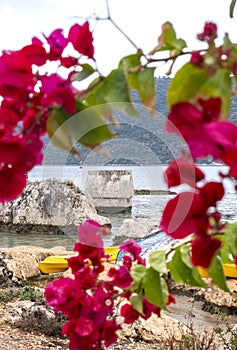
[180,244,193,268]
[167,63,209,108]
[222,222,237,257]
[71,63,95,82]
[119,54,156,115]
[230,0,237,17]
[191,268,208,288]
[119,53,141,71]
[149,22,187,55]
[130,264,147,290]
[208,254,230,292]
[220,245,234,264]
[46,108,80,156]
[66,108,117,148]
[148,250,167,274]
[217,230,235,264]
[200,69,231,118]
[143,267,169,309]
[46,106,116,154]
[86,68,138,116]
[168,246,207,287]
[130,292,143,314]
[129,67,156,114]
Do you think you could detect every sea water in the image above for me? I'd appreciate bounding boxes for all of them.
[0,165,236,249]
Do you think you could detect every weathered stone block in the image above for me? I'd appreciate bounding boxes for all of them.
[85,170,134,213]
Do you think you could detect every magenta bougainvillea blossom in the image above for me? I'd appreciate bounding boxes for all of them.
[45,220,175,349]
[166,97,237,160]
[0,21,95,203]
[160,178,224,267]
[68,22,94,59]
[164,155,205,188]
[197,22,218,42]
[161,95,232,267]
[44,28,68,60]
[191,235,222,268]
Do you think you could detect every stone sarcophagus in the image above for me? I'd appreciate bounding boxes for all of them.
[85,170,134,213]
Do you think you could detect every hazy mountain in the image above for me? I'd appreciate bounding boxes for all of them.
[42,77,237,166]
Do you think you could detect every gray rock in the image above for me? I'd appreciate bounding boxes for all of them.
[113,218,160,245]
[0,179,110,235]
[0,245,72,282]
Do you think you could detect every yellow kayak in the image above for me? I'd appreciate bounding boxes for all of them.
[38,246,119,274]
[198,263,237,278]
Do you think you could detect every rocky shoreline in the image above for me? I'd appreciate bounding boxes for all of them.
[0,179,165,246]
[0,180,237,348]
[0,266,237,349]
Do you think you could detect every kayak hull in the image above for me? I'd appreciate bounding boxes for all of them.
[38,246,119,274]
[198,263,237,278]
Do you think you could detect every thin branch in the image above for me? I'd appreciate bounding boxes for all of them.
[146,49,207,64]
[105,0,110,18]
[109,17,140,51]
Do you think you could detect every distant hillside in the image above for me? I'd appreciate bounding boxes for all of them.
[42,77,237,166]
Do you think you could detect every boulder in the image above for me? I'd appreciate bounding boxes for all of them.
[0,179,110,235]
[0,245,72,283]
[113,217,160,245]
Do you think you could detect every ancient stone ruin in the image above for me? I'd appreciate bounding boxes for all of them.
[85,170,134,213]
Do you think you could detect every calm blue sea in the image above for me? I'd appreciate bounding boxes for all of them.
[0,165,236,250]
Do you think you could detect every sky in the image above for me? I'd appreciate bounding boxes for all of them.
[0,0,237,76]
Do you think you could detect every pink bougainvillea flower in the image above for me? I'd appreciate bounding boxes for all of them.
[20,44,47,66]
[91,287,114,328]
[120,238,142,261]
[0,135,43,173]
[108,265,133,288]
[44,28,67,60]
[73,265,95,290]
[166,98,237,160]
[120,303,140,324]
[60,56,78,68]
[197,22,218,42]
[199,97,221,122]
[40,73,76,114]
[0,107,19,135]
[0,168,27,203]
[221,147,237,179]
[75,317,95,337]
[0,134,43,202]
[160,191,207,238]
[44,277,77,315]
[21,136,44,172]
[164,156,205,188]
[199,181,225,207]
[102,320,121,348]
[68,22,94,59]
[160,182,224,239]
[191,235,222,268]
[67,253,86,274]
[0,51,32,98]
[73,243,105,273]
[62,319,100,350]
[167,293,176,305]
[122,255,133,269]
[22,111,47,137]
[190,51,204,67]
[77,219,103,248]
